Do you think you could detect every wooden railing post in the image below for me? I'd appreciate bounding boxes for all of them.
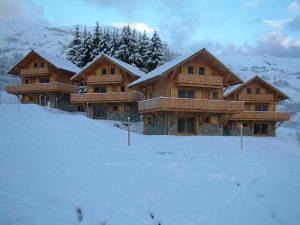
[128,117,131,146]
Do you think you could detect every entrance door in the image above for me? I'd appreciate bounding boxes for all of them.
[40,95,49,106]
[177,116,195,134]
[94,105,108,119]
[254,123,268,136]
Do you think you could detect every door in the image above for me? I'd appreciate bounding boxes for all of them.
[177,116,195,134]
[254,123,268,136]
[94,105,108,119]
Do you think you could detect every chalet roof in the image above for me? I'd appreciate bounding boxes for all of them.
[71,53,146,80]
[8,50,81,75]
[224,75,289,101]
[129,48,243,87]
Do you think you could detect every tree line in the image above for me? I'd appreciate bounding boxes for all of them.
[65,22,171,72]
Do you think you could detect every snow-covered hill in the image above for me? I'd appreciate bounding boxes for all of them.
[0,18,299,127]
[0,98,300,225]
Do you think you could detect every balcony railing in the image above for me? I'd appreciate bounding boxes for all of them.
[229,111,290,121]
[87,74,122,84]
[238,94,274,102]
[70,91,145,103]
[5,82,78,94]
[176,74,223,87]
[20,67,49,76]
[138,97,244,113]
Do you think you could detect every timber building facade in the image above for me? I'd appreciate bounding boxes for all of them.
[6,50,80,111]
[6,48,290,136]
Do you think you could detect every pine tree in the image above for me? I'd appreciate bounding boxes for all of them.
[77,26,93,67]
[146,31,165,72]
[139,31,150,71]
[109,28,120,57]
[99,29,111,55]
[91,21,101,59]
[66,25,81,65]
[115,25,131,63]
[129,29,143,67]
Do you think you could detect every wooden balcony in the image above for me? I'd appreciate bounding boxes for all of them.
[238,94,274,102]
[87,74,122,84]
[139,97,244,113]
[70,91,145,103]
[20,67,49,77]
[5,82,78,94]
[176,74,223,87]
[229,111,290,121]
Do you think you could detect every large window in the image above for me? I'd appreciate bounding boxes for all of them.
[246,88,252,94]
[177,116,195,134]
[255,104,268,111]
[94,106,107,119]
[102,68,107,75]
[254,123,268,135]
[111,68,115,75]
[94,87,107,93]
[178,89,194,98]
[256,88,261,94]
[39,78,49,83]
[199,67,205,75]
[187,66,194,75]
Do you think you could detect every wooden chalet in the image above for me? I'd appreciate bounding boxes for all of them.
[224,75,290,136]
[6,50,80,111]
[129,48,245,135]
[70,53,146,121]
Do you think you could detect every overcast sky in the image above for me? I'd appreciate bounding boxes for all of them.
[1,0,300,57]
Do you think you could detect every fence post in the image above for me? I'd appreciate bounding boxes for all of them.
[240,124,243,150]
[128,117,131,146]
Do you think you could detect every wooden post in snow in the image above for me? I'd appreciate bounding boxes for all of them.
[240,124,243,150]
[128,117,131,146]
[297,131,300,148]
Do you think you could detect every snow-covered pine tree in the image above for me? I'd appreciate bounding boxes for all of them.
[99,29,111,55]
[109,28,120,57]
[77,26,93,67]
[129,29,143,67]
[115,25,132,63]
[139,31,150,71]
[146,31,166,72]
[91,21,101,59]
[66,25,81,65]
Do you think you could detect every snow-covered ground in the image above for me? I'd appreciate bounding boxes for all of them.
[1,93,300,225]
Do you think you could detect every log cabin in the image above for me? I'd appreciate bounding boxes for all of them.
[224,75,290,136]
[6,50,80,111]
[129,48,246,135]
[70,53,146,121]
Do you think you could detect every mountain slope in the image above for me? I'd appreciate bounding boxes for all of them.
[0,101,300,225]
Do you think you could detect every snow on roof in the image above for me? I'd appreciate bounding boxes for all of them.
[129,48,241,87]
[33,50,81,74]
[224,83,244,96]
[71,53,146,80]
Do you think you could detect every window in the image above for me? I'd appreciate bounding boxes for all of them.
[177,116,195,133]
[40,62,44,67]
[25,79,29,84]
[254,123,268,135]
[187,66,194,75]
[40,78,49,83]
[34,63,38,68]
[94,87,107,93]
[178,89,194,98]
[94,106,107,119]
[102,68,107,75]
[212,90,219,99]
[112,106,119,112]
[242,122,248,127]
[255,104,268,111]
[121,86,125,92]
[110,68,115,75]
[204,116,211,124]
[199,67,205,75]
[256,88,261,94]
[246,88,252,94]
